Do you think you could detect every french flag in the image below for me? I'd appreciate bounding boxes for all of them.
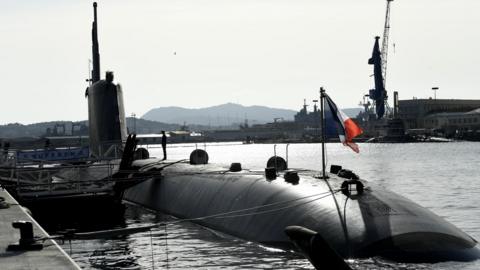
[325,94,363,153]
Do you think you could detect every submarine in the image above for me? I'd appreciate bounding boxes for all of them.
[81,2,480,268]
[122,155,480,263]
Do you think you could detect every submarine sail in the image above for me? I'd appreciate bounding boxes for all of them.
[86,2,127,158]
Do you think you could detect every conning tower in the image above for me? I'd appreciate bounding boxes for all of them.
[86,2,127,158]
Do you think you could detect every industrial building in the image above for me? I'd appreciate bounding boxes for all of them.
[423,109,480,137]
[398,99,480,129]
[395,99,480,139]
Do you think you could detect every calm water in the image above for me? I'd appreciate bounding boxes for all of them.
[51,142,480,269]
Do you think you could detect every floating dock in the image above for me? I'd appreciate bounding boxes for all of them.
[0,188,80,270]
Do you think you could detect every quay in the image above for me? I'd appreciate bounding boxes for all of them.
[0,188,80,270]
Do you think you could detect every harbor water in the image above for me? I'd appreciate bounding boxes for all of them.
[48,142,480,269]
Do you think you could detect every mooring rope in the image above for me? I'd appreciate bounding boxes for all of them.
[167,190,338,224]
[204,191,339,220]
[43,190,338,243]
[322,176,350,258]
[149,230,155,270]
[343,196,351,258]
[164,220,169,270]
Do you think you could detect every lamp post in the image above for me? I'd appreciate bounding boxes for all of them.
[131,113,136,134]
[432,87,439,100]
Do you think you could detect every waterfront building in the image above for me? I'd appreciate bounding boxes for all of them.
[423,108,480,137]
[398,99,480,130]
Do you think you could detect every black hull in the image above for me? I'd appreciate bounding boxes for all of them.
[123,160,480,263]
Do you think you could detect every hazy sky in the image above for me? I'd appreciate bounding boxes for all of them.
[1,0,479,124]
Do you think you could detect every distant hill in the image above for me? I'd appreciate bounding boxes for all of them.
[142,103,298,126]
[0,105,362,138]
[143,103,362,126]
[125,117,181,134]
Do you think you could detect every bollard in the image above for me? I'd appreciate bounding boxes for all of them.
[7,221,43,251]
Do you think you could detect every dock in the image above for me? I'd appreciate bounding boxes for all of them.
[0,188,80,270]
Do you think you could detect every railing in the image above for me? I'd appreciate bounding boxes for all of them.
[92,140,124,159]
[0,141,126,166]
[0,155,119,200]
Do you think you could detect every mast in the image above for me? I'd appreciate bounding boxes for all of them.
[320,87,326,179]
[91,2,101,83]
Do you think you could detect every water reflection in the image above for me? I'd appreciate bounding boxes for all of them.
[44,204,312,269]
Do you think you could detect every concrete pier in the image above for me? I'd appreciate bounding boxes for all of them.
[0,189,80,270]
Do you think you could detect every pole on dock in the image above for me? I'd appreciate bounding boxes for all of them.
[432,87,439,100]
[320,87,327,179]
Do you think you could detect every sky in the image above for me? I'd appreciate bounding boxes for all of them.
[1,0,479,124]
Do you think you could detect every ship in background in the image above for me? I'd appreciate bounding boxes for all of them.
[204,99,343,143]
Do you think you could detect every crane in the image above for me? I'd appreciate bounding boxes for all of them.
[365,0,394,119]
[381,0,394,90]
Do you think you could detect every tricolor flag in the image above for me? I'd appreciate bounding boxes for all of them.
[325,94,363,153]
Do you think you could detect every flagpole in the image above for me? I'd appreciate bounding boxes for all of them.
[320,87,327,179]
[320,87,351,258]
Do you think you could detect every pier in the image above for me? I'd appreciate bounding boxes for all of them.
[0,188,80,270]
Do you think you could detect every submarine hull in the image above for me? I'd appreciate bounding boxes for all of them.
[123,161,479,262]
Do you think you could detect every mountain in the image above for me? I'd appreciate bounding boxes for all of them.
[143,103,363,126]
[142,103,298,126]
[125,117,181,134]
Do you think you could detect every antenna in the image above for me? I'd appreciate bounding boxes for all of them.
[312,100,319,112]
[432,87,439,100]
[86,59,92,85]
[91,2,101,83]
[302,99,309,113]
